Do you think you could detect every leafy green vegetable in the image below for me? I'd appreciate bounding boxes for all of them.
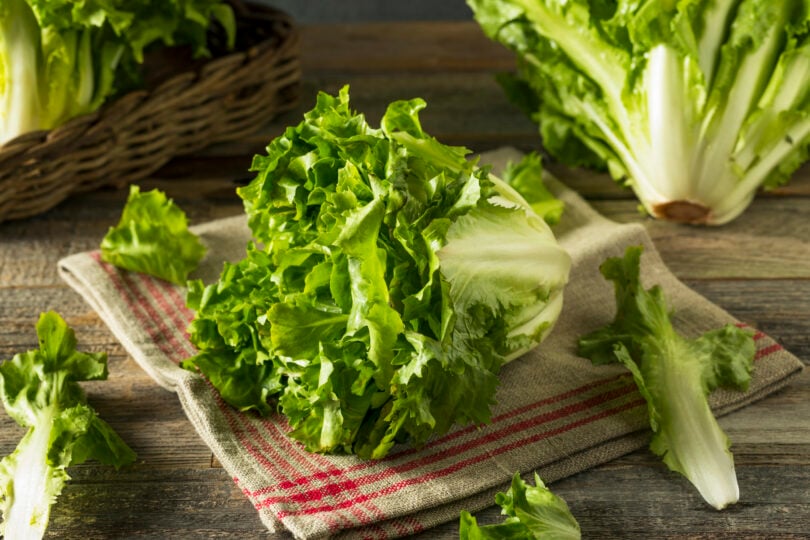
[0,0,236,145]
[502,152,564,225]
[459,472,581,540]
[0,311,136,540]
[184,86,571,459]
[467,0,810,225]
[101,185,206,285]
[577,246,755,509]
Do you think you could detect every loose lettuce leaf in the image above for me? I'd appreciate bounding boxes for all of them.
[0,311,136,539]
[459,472,581,539]
[577,246,755,509]
[101,185,206,285]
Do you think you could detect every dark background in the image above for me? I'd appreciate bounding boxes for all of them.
[254,0,473,22]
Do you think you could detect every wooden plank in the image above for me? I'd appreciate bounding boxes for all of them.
[270,0,473,24]
[300,21,514,73]
[591,199,810,280]
[47,467,268,538]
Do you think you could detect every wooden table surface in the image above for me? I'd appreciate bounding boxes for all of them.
[1,21,809,540]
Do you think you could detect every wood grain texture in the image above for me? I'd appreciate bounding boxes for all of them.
[0,19,808,540]
[300,22,515,72]
[591,199,810,279]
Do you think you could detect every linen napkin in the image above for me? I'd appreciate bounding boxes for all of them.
[58,148,804,539]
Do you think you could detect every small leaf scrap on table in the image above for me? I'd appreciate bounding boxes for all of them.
[100,185,207,285]
[460,472,581,540]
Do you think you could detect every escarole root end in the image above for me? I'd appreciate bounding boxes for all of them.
[652,200,712,225]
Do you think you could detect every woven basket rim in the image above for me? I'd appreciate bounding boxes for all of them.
[0,1,295,155]
[0,0,301,223]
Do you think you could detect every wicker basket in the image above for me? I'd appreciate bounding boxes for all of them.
[0,2,301,224]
